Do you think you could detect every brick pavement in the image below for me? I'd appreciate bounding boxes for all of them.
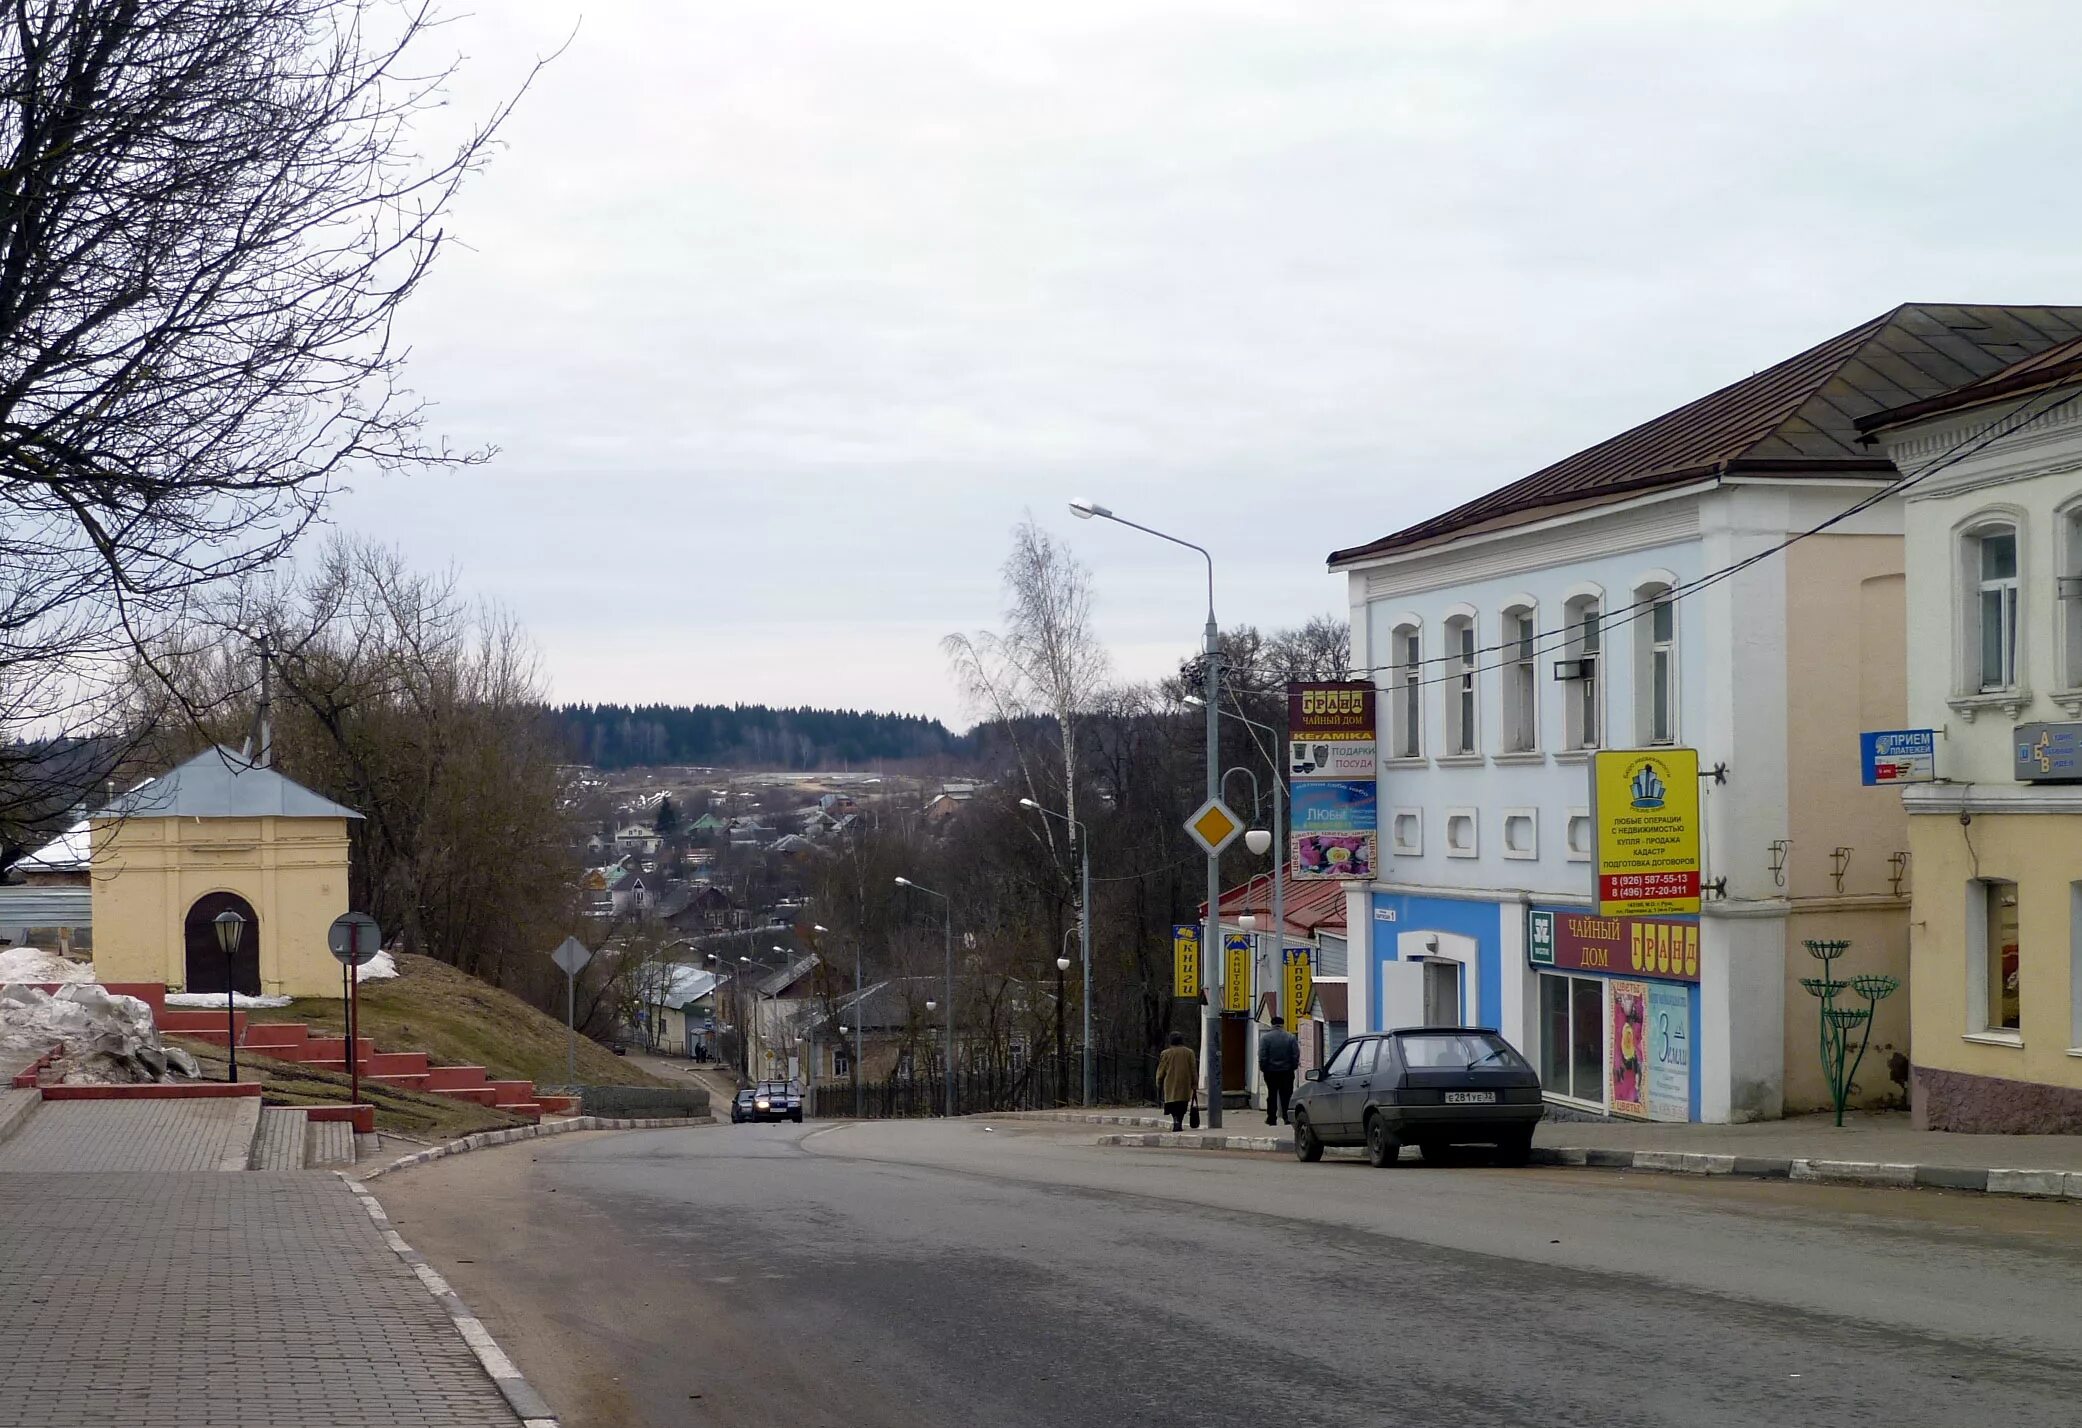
[0,1172,522,1427]
[251,1108,305,1170]
[0,1098,260,1172]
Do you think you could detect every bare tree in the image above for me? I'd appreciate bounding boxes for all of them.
[0,0,540,842]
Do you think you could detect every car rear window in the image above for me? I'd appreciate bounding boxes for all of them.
[1398,1032,1520,1069]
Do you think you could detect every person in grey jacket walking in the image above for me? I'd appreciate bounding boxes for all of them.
[1259,1015,1301,1126]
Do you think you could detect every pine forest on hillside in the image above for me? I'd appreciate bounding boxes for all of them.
[554,702,967,770]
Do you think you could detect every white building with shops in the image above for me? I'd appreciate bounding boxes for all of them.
[1329,303,2082,1122]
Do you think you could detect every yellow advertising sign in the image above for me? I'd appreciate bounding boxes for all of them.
[1172,924,1202,1000]
[1592,748,1702,916]
[1223,934,1252,1013]
[1283,947,1314,1028]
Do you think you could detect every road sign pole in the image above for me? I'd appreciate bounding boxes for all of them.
[1203,613,1223,1131]
[566,969,576,1085]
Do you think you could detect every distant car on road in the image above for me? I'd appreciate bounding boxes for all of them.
[734,1080,803,1124]
[1291,1027,1543,1167]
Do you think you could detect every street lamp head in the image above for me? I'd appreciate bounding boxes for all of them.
[211,907,246,958]
[1239,913,1257,931]
[1056,955,1072,972]
[739,955,753,963]
[1018,798,1040,810]
[893,876,911,887]
[1068,498,1110,521]
[925,998,938,1012]
[1245,828,1273,856]
[812,924,829,934]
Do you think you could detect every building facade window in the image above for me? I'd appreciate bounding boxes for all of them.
[1964,521,2020,692]
[1539,972,1605,1107]
[1445,809,1477,857]
[1561,594,1602,750]
[1972,878,2021,1033]
[2063,506,2082,692]
[1634,583,1677,745]
[1445,613,1478,756]
[1391,809,1422,856]
[1390,623,1423,759]
[1502,604,1538,752]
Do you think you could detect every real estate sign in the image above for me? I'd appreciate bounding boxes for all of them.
[1590,748,1701,916]
[1288,681,1379,881]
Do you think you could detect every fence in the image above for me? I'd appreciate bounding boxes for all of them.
[812,1050,1160,1119]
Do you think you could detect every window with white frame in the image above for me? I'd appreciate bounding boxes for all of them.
[1390,623,1423,758]
[1445,612,1477,756]
[1634,583,1677,745]
[1502,809,1537,860]
[1964,521,2020,693]
[1973,878,2021,1034]
[1502,604,1539,752]
[1391,809,1422,855]
[1445,808,1477,857]
[1561,594,1602,750]
[2062,507,2082,692]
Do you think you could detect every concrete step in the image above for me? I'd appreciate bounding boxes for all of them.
[306,1118,355,1168]
[428,1085,503,1107]
[536,1095,580,1115]
[422,1065,490,1091]
[502,1102,543,1121]
[367,1072,431,1092]
[158,1008,248,1038]
[362,1050,429,1076]
[488,1080,536,1105]
[243,1023,312,1050]
[250,1107,307,1170]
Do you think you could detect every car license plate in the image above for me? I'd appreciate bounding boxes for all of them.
[1444,1091,1496,1104]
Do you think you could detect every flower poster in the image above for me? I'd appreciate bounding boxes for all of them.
[1609,979,1648,1118]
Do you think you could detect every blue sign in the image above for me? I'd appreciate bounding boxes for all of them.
[1859,729,1936,786]
[1291,779,1377,831]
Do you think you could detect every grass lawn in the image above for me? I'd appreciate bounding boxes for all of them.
[267,952,665,1090]
[173,1037,527,1140]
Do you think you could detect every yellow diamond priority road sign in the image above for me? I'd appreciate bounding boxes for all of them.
[1184,797,1244,856]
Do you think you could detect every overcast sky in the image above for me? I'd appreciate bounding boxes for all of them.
[328,1,2082,729]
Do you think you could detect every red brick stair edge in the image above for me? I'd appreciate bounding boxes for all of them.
[10,1045,60,1088]
[42,1082,263,1101]
[307,1103,376,1135]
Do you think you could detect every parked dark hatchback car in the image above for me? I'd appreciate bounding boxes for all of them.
[1291,1027,1544,1167]
[734,1080,803,1124]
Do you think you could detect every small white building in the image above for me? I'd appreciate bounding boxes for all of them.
[1330,303,2082,1122]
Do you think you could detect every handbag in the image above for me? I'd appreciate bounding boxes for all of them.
[1188,1088,1201,1131]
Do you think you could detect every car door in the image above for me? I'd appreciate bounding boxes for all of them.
[1311,1039,1363,1139]
[1342,1037,1382,1136]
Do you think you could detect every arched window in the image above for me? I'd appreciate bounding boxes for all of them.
[1561,589,1603,751]
[1442,607,1478,756]
[1500,598,1539,753]
[1963,518,2020,692]
[1389,619,1423,759]
[1632,574,1678,746]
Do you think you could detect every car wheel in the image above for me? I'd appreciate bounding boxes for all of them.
[1293,1112,1325,1163]
[791,1111,803,1124]
[1364,1112,1400,1168]
[1418,1138,1455,1166]
[1494,1129,1534,1167]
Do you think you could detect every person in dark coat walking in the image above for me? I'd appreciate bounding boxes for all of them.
[1155,1032,1197,1131]
[1259,1015,1301,1125]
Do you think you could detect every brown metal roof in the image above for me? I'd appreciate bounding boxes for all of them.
[1311,981,1348,1022]
[1330,304,2082,567]
[1858,334,2082,433]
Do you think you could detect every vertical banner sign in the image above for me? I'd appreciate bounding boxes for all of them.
[1288,681,1378,881]
[1172,924,1202,1000]
[1223,933,1252,1013]
[1609,979,1648,1119]
[1590,748,1702,916]
[1283,946,1314,1027]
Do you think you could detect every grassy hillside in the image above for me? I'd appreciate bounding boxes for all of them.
[175,1038,525,1139]
[270,953,664,1090]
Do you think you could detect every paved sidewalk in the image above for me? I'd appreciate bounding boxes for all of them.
[0,1172,522,1427]
[1018,1107,2082,1195]
[0,1097,260,1172]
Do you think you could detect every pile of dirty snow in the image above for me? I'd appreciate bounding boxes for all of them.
[0,946,95,984]
[164,990,292,1009]
[0,983,200,1084]
[357,950,399,982]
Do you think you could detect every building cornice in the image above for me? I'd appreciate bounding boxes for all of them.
[1903,782,2082,814]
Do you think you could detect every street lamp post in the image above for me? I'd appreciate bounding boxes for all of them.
[1020,798,1092,1105]
[894,876,954,1117]
[1201,697,1288,1033]
[212,908,246,1084]
[811,922,859,1116]
[1071,498,1224,1128]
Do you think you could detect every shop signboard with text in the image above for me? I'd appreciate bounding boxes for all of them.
[1283,946,1314,1026]
[1529,908,1699,983]
[1223,933,1252,1013]
[1172,924,1201,1000]
[1590,748,1701,916]
[1288,681,1379,881]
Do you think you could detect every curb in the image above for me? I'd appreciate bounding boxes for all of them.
[1094,1131,2082,1201]
[350,1113,711,1181]
[340,1178,560,1427]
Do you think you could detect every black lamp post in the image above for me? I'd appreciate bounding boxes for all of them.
[212,908,246,1083]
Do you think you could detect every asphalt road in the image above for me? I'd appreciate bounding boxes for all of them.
[372,1118,2082,1428]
